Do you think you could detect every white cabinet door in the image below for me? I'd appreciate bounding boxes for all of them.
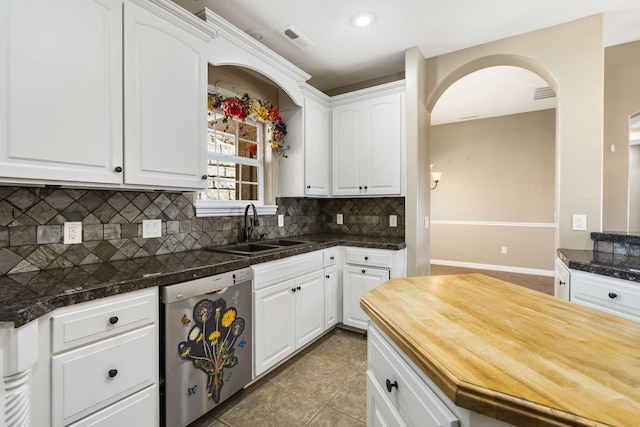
[364,93,403,195]
[254,280,296,376]
[51,325,157,426]
[294,270,325,348]
[68,385,157,427]
[343,265,390,329]
[367,372,408,427]
[0,0,123,185]
[331,91,403,196]
[324,265,339,329]
[332,105,362,196]
[555,257,570,301]
[123,0,208,190]
[304,97,331,196]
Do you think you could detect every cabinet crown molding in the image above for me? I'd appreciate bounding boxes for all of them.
[129,0,216,41]
[198,8,310,83]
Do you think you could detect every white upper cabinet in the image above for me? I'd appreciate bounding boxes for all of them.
[123,0,209,189]
[304,96,331,196]
[0,0,124,185]
[332,85,404,196]
[0,0,211,190]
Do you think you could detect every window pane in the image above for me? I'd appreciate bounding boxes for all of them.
[202,108,263,203]
[238,164,258,184]
[208,112,237,155]
[239,183,258,201]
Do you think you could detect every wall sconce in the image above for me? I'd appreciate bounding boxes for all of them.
[430,164,442,190]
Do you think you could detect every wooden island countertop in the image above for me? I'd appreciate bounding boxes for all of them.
[360,274,640,426]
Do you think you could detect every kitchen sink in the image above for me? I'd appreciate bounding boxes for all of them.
[206,239,312,256]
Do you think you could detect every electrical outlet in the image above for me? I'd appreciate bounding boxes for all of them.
[501,246,508,254]
[424,216,429,229]
[278,214,284,227]
[63,222,82,244]
[142,219,162,238]
[337,214,343,225]
[389,215,397,227]
[572,214,587,231]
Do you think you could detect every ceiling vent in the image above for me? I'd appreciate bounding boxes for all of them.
[277,26,313,49]
[533,86,556,101]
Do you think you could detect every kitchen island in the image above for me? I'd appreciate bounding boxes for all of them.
[361,274,640,426]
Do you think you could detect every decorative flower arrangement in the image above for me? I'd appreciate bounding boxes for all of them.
[208,92,288,157]
[178,297,247,403]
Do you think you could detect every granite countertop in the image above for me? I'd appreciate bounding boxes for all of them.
[361,274,640,426]
[557,248,640,282]
[0,234,405,328]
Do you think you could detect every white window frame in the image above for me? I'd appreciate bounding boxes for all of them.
[196,111,277,217]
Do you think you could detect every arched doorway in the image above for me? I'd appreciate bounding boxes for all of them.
[428,65,557,277]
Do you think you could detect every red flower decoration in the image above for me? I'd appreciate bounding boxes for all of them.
[267,107,280,122]
[223,98,247,120]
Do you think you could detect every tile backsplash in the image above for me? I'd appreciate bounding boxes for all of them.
[0,186,404,275]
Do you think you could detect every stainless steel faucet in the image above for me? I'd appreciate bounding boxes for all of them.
[243,203,257,242]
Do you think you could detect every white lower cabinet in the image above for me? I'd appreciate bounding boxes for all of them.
[342,246,406,330]
[324,264,339,329]
[343,265,389,330]
[67,385,157,427]
[570,270,640,322]
[368,324,516,427]
[253,279,297,377]
[368,325,459,427]
[33,288,159,427]
[295,270,326,347]
[367,372,407,427]
[253,252,327,377]
[555,257,571,301]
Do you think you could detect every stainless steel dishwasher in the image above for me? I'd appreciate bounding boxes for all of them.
[160,268,253,427]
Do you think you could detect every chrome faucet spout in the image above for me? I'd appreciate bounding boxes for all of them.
[243,203,257,242]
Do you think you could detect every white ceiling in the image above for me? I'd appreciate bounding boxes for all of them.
[173,0,640,123]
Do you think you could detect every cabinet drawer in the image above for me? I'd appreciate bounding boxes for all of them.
[252,251,323,290]
[323,248,338,267]
[368,326,459,427]
[570,271,640,322]
[68,384,157,427]
[345,247,392,268]
[52,325,157,426]
[52,288,157,353]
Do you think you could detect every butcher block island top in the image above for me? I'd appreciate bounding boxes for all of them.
[360,274,640,427]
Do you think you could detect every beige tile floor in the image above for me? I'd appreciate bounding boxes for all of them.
[188,327,368,427]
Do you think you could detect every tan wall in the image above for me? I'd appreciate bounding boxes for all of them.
[603,40,640,232]
[430,110,556,271]
[404,15,604,268]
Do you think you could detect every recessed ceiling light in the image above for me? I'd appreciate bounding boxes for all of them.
[351,13,375,27]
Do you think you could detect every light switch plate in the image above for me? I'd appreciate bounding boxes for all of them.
[278,214,284,227]
[389,215,397,227]
[142,219,162,238]
[337,214,343,225]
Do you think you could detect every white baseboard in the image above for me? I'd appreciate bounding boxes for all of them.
[430,259,554,277]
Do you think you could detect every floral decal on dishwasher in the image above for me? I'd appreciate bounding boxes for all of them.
[178,298,246,403]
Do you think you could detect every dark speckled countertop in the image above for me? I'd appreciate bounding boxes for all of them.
[557,248,640,283]
[0,234,405,328]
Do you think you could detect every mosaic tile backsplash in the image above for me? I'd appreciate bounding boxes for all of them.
[0,187,404,275]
